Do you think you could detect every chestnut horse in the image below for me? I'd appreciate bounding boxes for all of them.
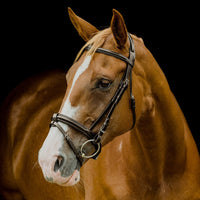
[0,8,200,200]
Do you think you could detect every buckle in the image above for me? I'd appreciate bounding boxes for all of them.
[130,96,136,109]
[51,113,58,122]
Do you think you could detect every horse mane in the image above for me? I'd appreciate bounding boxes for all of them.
[74,28,111,62]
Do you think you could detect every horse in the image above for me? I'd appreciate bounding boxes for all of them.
[0,8,200,200]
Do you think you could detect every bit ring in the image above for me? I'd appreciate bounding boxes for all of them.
[80,139,101,159]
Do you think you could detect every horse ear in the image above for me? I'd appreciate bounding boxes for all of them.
[68,7,99,41]
[111,9,128,48]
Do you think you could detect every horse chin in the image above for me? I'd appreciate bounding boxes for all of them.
[56,170,80,187]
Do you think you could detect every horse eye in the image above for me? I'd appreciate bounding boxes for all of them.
[97,79,112,89]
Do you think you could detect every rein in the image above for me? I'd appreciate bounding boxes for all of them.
[50,34,136,166]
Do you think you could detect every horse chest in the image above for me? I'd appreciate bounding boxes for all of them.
[83,140,200,200]
[82,143,143,199]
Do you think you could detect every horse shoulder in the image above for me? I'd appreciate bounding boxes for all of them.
[0,70,84,199]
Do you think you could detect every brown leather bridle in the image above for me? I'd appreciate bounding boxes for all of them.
[50,33,136,166]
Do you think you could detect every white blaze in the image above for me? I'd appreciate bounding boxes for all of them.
[60,55,92,128]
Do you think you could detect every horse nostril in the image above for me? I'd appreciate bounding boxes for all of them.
[54,155,64,172]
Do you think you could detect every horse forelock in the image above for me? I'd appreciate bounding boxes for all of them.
[75,28,111,62]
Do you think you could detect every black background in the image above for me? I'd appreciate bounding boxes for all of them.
[2,1,200,149]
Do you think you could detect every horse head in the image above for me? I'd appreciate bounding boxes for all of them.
[38,8,143,186]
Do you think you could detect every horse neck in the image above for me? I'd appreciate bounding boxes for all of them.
[127,47,189,182]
